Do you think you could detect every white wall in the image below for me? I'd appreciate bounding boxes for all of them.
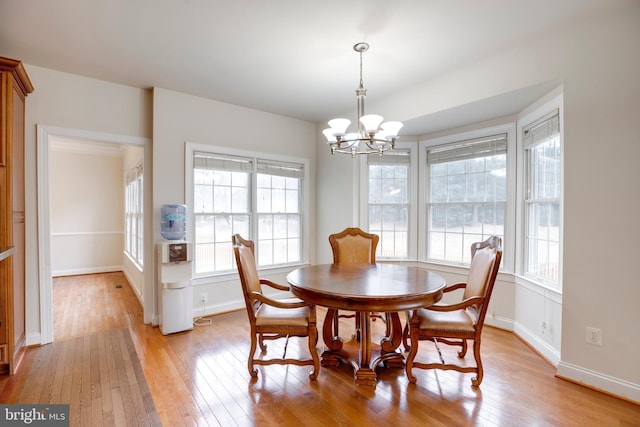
[316,1,640,400]
[49,149,124,276]
[23,65,152,342]
[152,88,317,321]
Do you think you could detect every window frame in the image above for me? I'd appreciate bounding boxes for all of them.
[418,123,516,270]
[359,142,418,260]
[516,94,564,291]
[124,164,144,268]
[185,142,310,280]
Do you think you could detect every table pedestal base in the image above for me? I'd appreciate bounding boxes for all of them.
[321,309,404,387]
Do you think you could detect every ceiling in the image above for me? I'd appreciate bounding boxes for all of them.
[0,0,614,135]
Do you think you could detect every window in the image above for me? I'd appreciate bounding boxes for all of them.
[523,110,561,286]
[192,150,305,275]
[367,150,410,258]
[256,160,303,266]
[125,163,143,267]
[193,153,251,274]
[426,134,507,264]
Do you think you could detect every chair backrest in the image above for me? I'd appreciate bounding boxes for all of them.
[462,235,503,324]
[232,234,261,319]
[328,227,379,265]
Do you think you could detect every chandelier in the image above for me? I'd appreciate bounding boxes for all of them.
[323,42,403,157]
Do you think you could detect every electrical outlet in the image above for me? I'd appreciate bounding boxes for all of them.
[586,326,602,346]
[200,292,208,304]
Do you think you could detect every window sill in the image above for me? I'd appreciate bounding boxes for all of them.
[192,261,310,285]
[514,275,562,303]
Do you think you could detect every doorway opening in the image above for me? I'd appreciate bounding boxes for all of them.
[36,125,152,344]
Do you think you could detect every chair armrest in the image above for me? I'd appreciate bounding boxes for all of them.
[442,282,467,293]
[249,291,311,309]
[426,296,484,312]
[259,279,290,292]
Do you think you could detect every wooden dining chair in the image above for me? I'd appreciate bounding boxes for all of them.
[328,227,390,338]
[232,234,320,380]
[405,235,502,387]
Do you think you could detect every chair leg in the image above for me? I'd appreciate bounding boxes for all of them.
[471,338,483,387]
[258,333,267,351]
[249,333,258,378]
[458,339,468,358]
[402,312,411,352]
[308,327,320,380]
[405,313,419,384]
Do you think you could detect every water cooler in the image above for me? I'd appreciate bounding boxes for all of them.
[158,204,193,335]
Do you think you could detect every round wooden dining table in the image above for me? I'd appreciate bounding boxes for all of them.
[287,263,445,386]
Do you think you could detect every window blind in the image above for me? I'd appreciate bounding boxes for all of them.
[125,161,143,184]
[193,152,253,172]
[257,159,304,179]
[368,149,411,165]
[524,109,560,148]
[426,134,508,165]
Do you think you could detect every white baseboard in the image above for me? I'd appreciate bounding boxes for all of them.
[514,321,561,366]
[52,265,123,277]
[556,361,640,404]
[484,314,514,331]
[121,268,143,305]
[193,299,245,319]
[191,291,292,319]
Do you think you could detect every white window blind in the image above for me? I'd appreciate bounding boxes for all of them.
[524,110,560,148]
[427,134,508,164]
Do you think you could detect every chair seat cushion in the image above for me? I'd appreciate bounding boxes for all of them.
[255,304,310,327]
[415,307,476,334]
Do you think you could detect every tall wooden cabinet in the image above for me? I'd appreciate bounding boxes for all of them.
[0,57,33,375]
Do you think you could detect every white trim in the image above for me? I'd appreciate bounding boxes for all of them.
[50,138,125,157]
[26,332,41,347]
[485,314,514,331]
[52,265,123,277]
[514,320,561,366]
[36,125,53,345]
[37,125,151,344]
[556,361,640,403]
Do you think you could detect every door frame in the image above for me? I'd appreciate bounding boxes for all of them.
[36,125,152,344]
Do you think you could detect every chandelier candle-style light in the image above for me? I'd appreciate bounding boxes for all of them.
[323,42,403,157]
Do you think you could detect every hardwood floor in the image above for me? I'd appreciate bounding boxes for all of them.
[1,272,639,426]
